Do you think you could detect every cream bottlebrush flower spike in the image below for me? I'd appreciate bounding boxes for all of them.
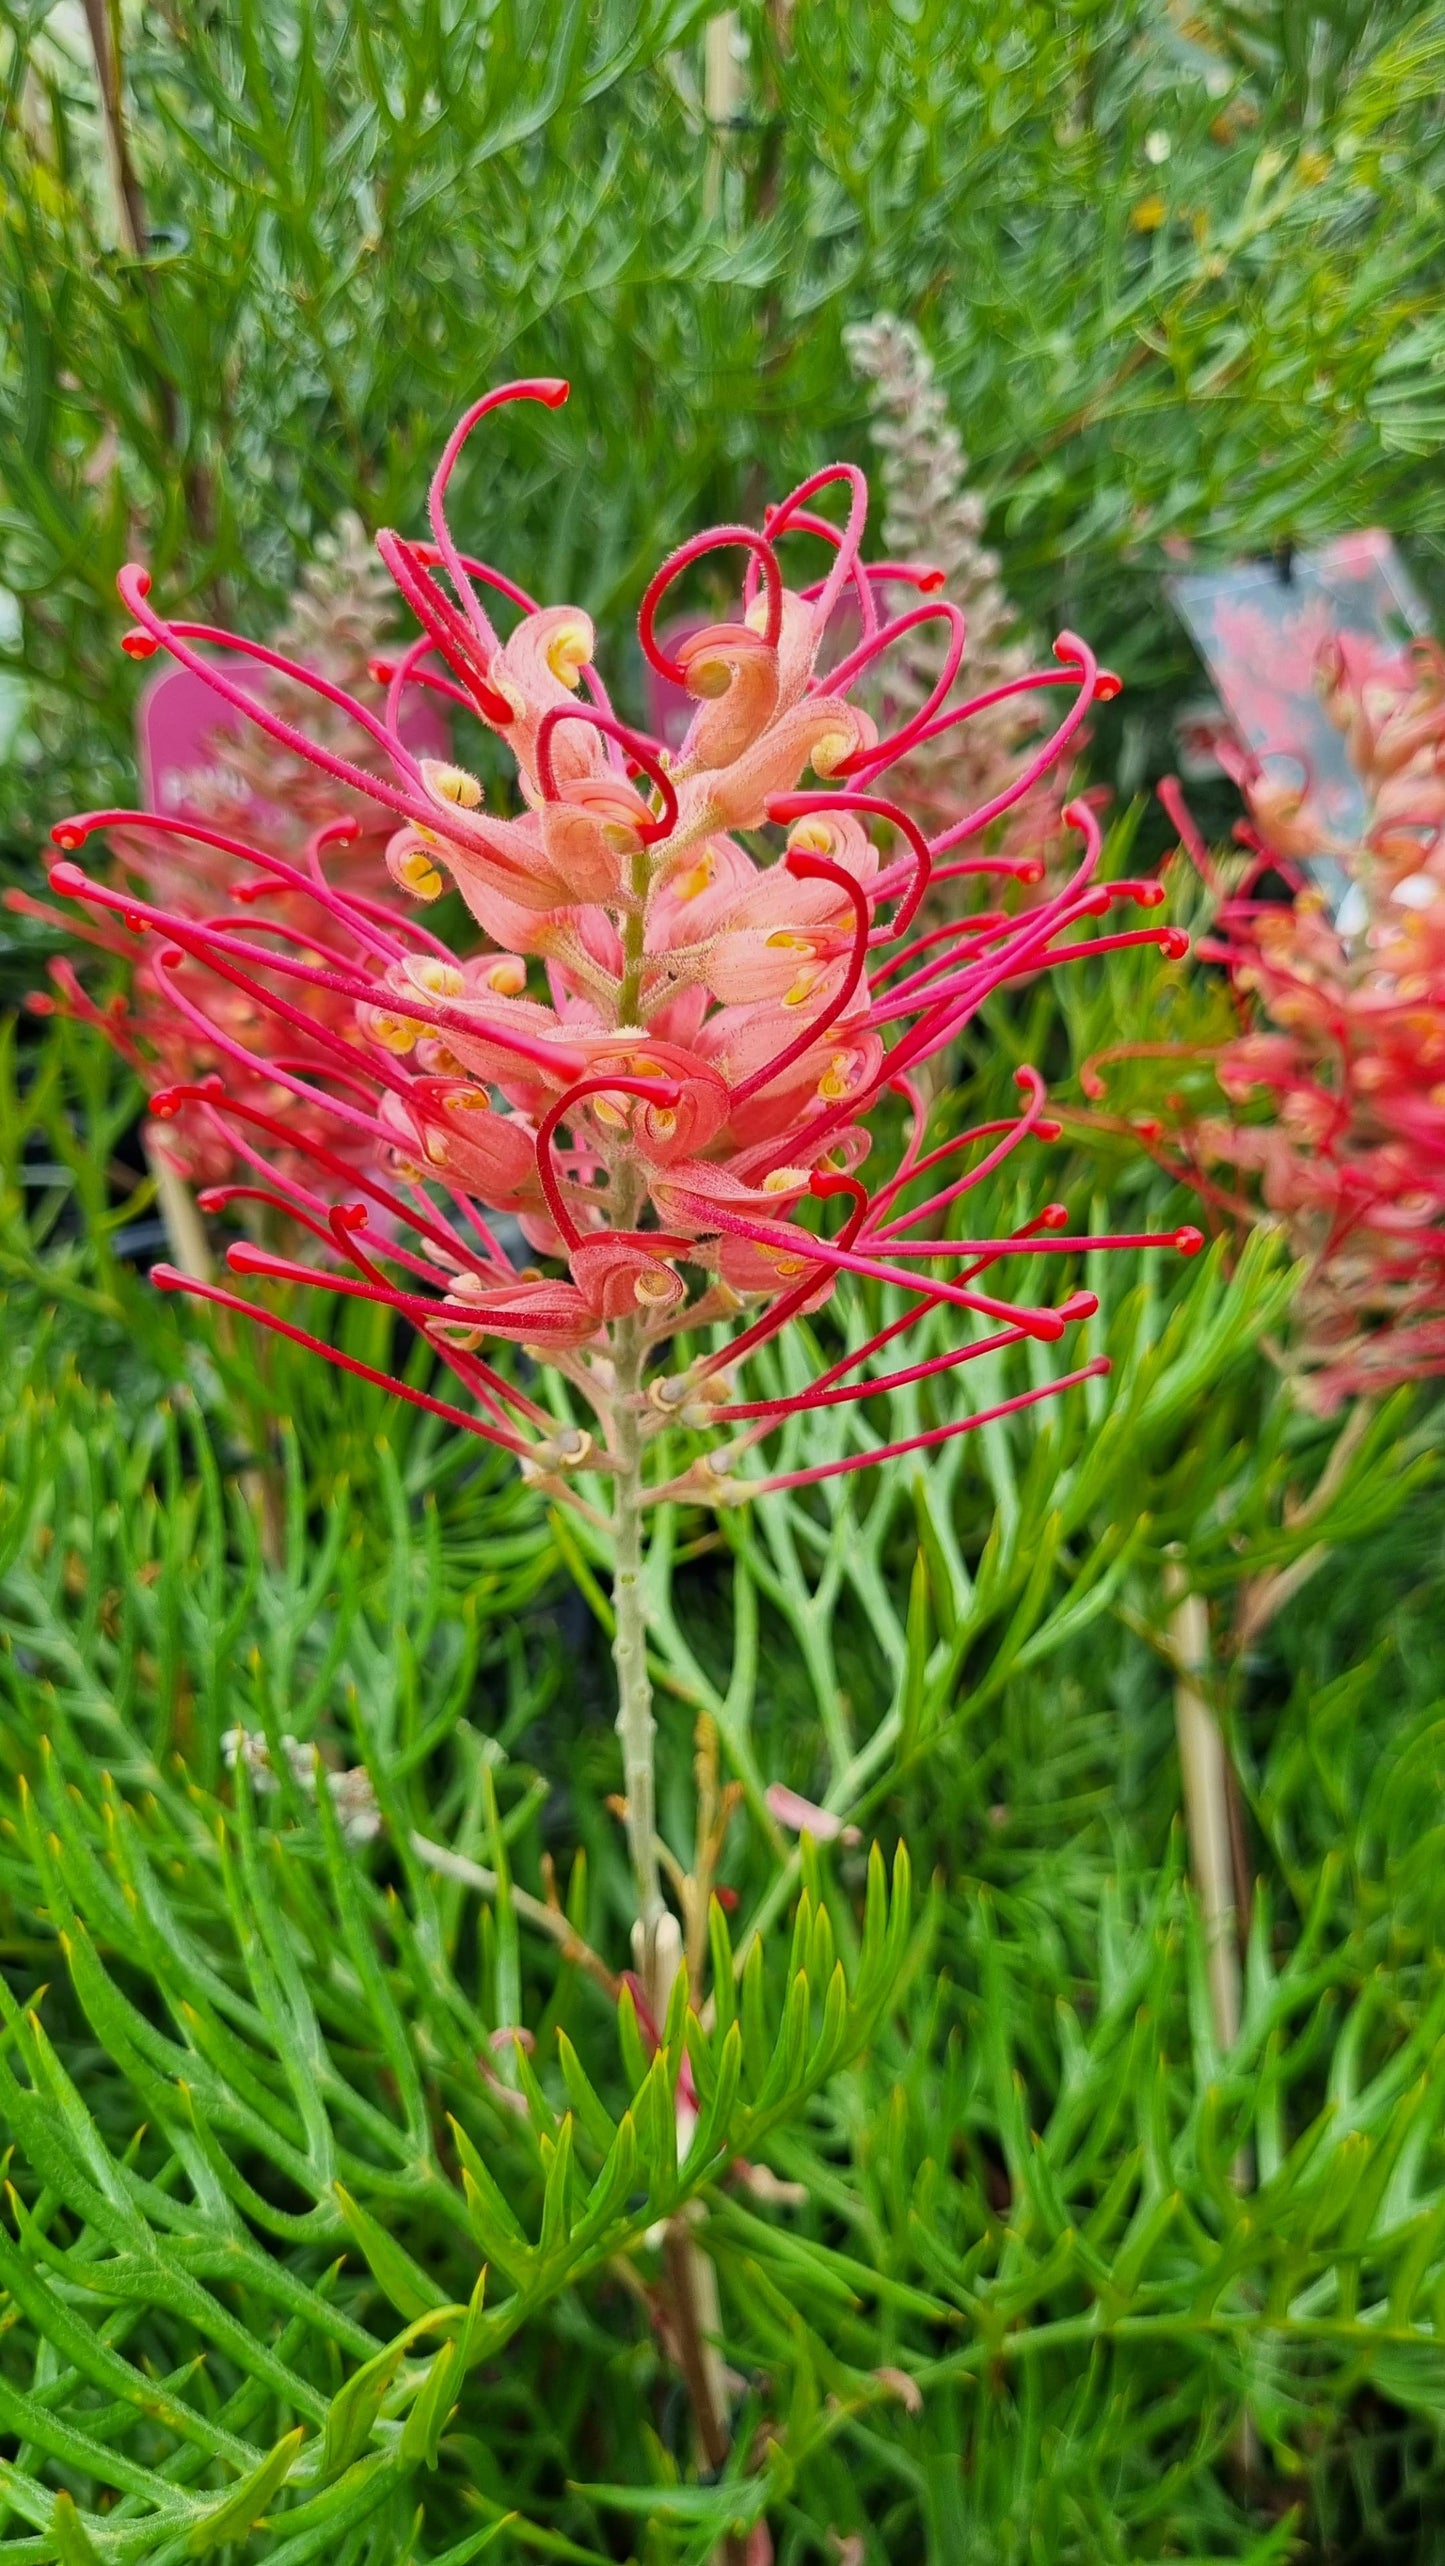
[844,313,1089,867]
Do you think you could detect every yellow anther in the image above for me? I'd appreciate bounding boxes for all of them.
[633,1265,679,1305]
[545,618,593,689]
[646,1106,678,1140]
[811,729,853,775]
[676,854,714,901]
[786,817,835,856]
[485,956,527,996]
[591,1094,631,1129]
[817,1051,857,1101]
[397,847,444,900]
[766,930,810,951]
[444,1088,490,1114]
[405,958,465,998]
[365,1010,422,1054]
[763,1166,810,1193]
[430,763,483,809]
[783,968,819,1007]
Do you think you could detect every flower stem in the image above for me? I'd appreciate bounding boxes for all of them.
[610,1314,664,1960]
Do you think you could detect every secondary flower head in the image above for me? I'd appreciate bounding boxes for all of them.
[49,379,1197,1504]
[1088,640,1445,1411]
[10,519,418,1187]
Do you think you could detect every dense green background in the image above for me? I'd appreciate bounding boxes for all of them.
[4,6,1445,2561]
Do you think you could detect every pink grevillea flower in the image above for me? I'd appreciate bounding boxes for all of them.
[9,521,429,1190]
[1087,641,1445,1412]
[46,377,1197,1506]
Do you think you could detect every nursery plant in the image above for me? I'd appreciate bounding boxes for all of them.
[28,370,1213,2526]
[7,8,1445,2560]
[7,345,1444,2561]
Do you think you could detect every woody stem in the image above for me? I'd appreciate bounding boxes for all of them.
[610,1312,664,1958]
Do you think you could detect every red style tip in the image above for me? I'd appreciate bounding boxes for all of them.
[196,1189,227,1212]
[1039,1204,1070,1229]
[1094,670,1123,701]
[1134,881,1166,908]
[1035,1119,1063,1141]
[51,822,88,851]
[1059,1289,1100,1321]
[151,1264,186,1291]
[1158,927,1190,960]
[227,1241,268,1274]
[24,993,55,1016]
[48,861,87,895]
[533,378,570,408]
[121,628,158,659]
[1174,1225,1205,1257]
[367,658,396,683]
[1132,1116,1162,1139]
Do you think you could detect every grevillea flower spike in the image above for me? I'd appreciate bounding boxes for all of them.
[47,379,1198,1974]
[1087,641,1445,1413]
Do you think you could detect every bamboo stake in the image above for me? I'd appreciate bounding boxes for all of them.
[143,1128,214,1285]
[1165,1553,1242,2057]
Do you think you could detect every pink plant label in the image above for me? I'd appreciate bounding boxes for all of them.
[138,658,448,813]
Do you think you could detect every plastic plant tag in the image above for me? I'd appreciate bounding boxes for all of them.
[1168,535,1430,903]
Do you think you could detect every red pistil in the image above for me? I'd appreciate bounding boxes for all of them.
[533,706,679,843]
[823,600,969,777]
[707,1361,1113,1501]
[638,527,783,682]
[726,845,871,1107]
[534,1073,683,1246]
[426,379,570,660]
[767,787,933,935]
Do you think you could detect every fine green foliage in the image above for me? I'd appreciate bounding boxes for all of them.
[6,6,1445,2556]
[6,907,1445,2555]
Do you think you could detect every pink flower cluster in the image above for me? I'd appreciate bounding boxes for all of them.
[1094,639,1445,1411]
[48,380,1197,1503]
[10,522,409,1188]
